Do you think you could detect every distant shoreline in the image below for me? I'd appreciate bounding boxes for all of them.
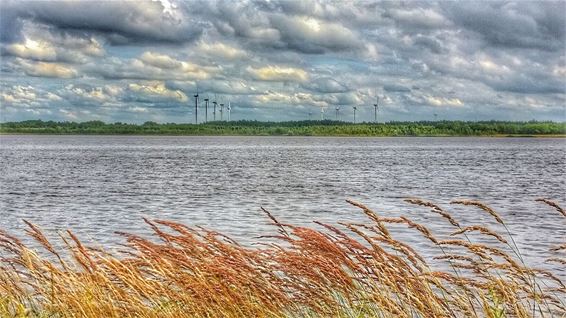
[1,120,565,137]
[1,133,565,138]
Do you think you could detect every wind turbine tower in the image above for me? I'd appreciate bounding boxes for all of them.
[320,106,325,120]
[335,106,340,120]
[227,102,231,121]
[353,105,358,124]
[373,95,379,123]
[212,95,217,121]
[204,96,209,123]
[193,87,199,124]
[220,103,224,121]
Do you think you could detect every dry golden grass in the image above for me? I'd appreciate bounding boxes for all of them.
[0,199,564,317]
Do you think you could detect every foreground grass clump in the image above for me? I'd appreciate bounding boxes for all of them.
[0,199,564,317]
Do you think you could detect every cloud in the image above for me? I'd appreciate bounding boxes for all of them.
[0,85,38,104]
[384,84,411,93]
[5,38,57,61]
[268,15,365,53]
[196,42,247,60]
[553,66,566,78]
[208,1,281,43]
[0,1,564,122]
[302,77,350,93]
[255,91,326,107]
[444,2,565,51]
[17,60,78,78]
[61,84,122,104]
[207,2,367,55]
[90,53,218,81]
[128,81,188,102]
[170,79,260,96]
[139,52,182,69]
[1,0,204,44]
[323,92,362,106]
[2,21,105,64]
[247,65,308,82]
[385,7,450,29]
[412,36,444,54]
[0,84,62,121]
[129,106,149,113]
[54,81,188,109]
[425,96,463,107]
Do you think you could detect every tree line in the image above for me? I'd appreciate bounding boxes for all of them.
[1,120,564,136]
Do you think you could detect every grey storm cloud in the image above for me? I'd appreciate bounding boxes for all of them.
[413,36,444,54]
[487,74,565,95]
[444,1,566,51]
[383,5,450,30]
[202,0,365,54]
[0,0,565,123]
[268,14,364,54]
[384,84,411,93]
[302,77,350,93]
[0,0,204,44]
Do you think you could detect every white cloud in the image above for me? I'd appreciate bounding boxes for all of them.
[63,84,121,103]
[269,15,364,53]
[4,21,106,64]
[140,52,182,69]
[0,85,63,112]
[197,42,247,60]
[128,81,188,102]
[255,91,326,107]
[247,65,309,82]
[17,60,78,78]
[387,7,450,29]
[478,56,511,75]
[552,65,566,78]
[129,106,149,113]
[425,96,464,107]
[5,38,57,61]
[92,53,219,81]
[0,85,37,104]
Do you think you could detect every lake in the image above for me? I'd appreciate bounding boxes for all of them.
[0,135,564,273]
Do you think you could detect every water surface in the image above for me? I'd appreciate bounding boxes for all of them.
[0,136,564,272]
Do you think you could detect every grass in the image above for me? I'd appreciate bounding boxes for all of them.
[0,198,564,317]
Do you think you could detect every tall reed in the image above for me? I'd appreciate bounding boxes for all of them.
[0,199,564,317]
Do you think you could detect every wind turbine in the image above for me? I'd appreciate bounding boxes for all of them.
[204,95,209,123]
[320,105,325,120]
[212,94,217,121]
[335,106,340,121]
[373,95,379,123]
[227,102,231,121]
[220,102,224,121]
[193,84,199,124]
[353,105,358,124]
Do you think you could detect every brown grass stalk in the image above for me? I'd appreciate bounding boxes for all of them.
[0,198,563,317]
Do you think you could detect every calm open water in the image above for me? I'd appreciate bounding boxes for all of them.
[0,136,564,272]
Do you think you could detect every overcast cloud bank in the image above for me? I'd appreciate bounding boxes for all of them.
[1,0,565,122]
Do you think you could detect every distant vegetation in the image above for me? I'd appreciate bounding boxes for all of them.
[1,119,565,136]
[0,198,564,317]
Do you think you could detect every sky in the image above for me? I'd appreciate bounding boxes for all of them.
[0,0,565,123]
